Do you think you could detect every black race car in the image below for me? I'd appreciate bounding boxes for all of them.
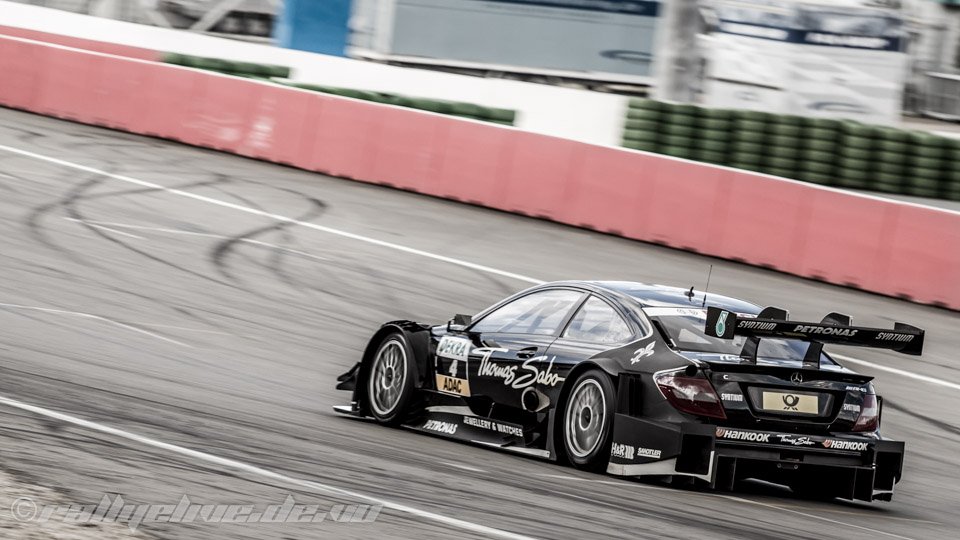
[335,281,923,502]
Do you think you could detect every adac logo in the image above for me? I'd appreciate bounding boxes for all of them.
[715,311,729,336]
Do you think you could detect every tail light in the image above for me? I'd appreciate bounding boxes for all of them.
[853,393,880,432]
[654,368,726,419]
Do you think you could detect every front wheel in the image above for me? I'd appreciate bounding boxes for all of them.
[366,333,416,424]
[562,370,616,471]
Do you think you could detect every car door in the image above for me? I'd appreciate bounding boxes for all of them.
[464,288,585,409]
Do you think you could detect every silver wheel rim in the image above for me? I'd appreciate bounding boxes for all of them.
[565,378,606,459]
[368,339,406,417]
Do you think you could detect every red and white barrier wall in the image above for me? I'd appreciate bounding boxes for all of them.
[0,25,159,61]
[1,35,958,310]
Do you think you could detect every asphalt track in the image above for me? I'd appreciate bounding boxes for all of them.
[0,106,958,540]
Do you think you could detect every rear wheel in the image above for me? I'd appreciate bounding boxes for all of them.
[366,333,416,424]
[562,370,616,471]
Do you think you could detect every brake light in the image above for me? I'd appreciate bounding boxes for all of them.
[655,369,726,419]
[853,393,879,432]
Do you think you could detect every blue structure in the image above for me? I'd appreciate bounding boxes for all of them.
[275,0,352,56]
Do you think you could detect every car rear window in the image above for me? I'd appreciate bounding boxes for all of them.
[646,307,825,362]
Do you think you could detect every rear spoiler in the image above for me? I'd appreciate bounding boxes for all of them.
[704,306,924,367]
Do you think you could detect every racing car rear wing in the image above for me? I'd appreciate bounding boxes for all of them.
[704,306,924,367]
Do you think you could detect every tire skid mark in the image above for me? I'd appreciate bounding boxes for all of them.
[58,177,239,292]
[201,179,408,321]
[209,181,327,284]
[43,173,341,324]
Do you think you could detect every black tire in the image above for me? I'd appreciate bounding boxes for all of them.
[624,119,658,132]
[623,128,659,143]
[878,140,908,153]
[623,141,659,152]
[701,108,734,120]
[840,135,874,150]
[627,108,660,121]
[764,166,797,179]
[799,171,835,185]
[699,129,731,142]
[766,157,798,169]
[560,370,616,471]
[734,130,767,143]
[801,161,835,175]
[699,118,731,130]
[629,98,662,111]
[733,141,764,154]
[696,150,728,164]
[365,332,417,425]
[662,146,696,159]
[802,149,836,163]
[699,139,730,152]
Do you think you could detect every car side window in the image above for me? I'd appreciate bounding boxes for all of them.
[563,296,633,344]
[471,289,584,335]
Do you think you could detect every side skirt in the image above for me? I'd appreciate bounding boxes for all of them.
[333,403,552,459]
[405,409,531,450]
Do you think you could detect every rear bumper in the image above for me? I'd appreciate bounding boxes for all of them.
[607,414,904,502]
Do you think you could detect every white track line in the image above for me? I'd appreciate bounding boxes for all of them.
[538,473,935,532]
[122,323,236,336]
[439,461,485,473]
[832,354,960,392]
[78,221,145,239]
[64,218,329,262]
[0,302,190,348]
[715,494,916,540]
[0,395,535,540]
[0,145,542,285]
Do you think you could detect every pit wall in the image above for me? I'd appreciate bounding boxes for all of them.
[1,34,958,310]
[0,1,628,147]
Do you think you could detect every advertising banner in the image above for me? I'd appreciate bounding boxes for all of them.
[385,0,663,78]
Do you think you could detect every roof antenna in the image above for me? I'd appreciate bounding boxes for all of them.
[701,264,714,308]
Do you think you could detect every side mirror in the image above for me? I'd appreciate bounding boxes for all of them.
[447,314,473,332]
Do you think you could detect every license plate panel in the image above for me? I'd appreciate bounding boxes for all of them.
[761,391,819,414]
